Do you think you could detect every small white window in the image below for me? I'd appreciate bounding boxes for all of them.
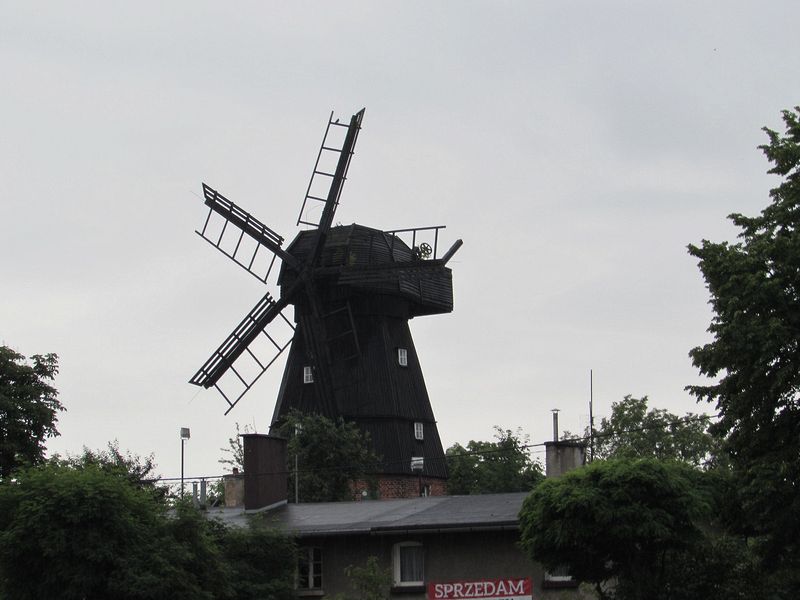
[414,422,424,441]
[298,546,323,590]
[303,366,314,384]
[392,542,424,586]
[398,348,408,367]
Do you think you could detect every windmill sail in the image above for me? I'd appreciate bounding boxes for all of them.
[296,109,365,231]
[197,184,299,282]
[189,291,295,414]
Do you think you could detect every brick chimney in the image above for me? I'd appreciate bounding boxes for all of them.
[223,468,244,508]
[241,434,288,511]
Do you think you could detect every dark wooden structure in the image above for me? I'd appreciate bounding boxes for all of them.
[189,109,462,488]
[241,434,287,511]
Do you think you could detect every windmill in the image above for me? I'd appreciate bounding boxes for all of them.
[189,109,462,491]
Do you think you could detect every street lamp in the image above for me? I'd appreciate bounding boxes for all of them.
[294,423,302,504]
[180,427,191,497]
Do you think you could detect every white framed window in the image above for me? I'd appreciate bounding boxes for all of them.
[398,348,408,367]
[303,366,314,384]
[414,422,424,441]
[392,542,424,586]
[298,546,323,591]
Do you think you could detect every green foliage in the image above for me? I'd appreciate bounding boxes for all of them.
[591,395,715,467]
[219,422,249,473]
[519,458,712,600]
[688,106,800,590]
[279,410,380,502]
[59,440,169,501]
[0,346,63,479]
[162,501,230,599]
[0,459,296,599]
[657,534,771,600]
[341,556,392,600]
[68,440,159,480]
[446,427,543,494]
[216,517,297,600]
[0,462,184,599]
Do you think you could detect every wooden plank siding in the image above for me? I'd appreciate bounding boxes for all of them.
[268,223,456,480]
[270,304,448,479]
[280,225,454,316]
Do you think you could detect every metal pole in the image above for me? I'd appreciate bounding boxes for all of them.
[294,424,300,503]
[589,369,594,462]
[181,438,185,498]
[179,427,190,499]
[552,409,560,442]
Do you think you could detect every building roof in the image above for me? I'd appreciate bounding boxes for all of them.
[207,492,528,537]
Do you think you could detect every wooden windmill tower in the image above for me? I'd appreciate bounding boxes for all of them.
[189,109,462,497]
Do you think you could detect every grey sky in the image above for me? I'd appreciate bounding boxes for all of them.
[2,2,798,481]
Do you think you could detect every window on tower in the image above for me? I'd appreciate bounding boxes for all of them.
[414,422,424,441]
[398,348,408,367]
[303,366,314,384]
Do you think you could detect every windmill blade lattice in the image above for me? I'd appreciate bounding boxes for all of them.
[196,183,297,283]
[190,291,295,414]
[296,109,364,231]
[190,109,366,414]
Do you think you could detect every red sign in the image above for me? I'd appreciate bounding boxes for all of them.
[428,578,532,600]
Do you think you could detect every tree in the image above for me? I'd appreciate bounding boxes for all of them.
[688,106,800,589]
[518,458,712,600]
[0,346,63,479]
[217,521,297,600]
[0,461,199,599]
[63,440,166,498]
[659,533,770,600]
[342,556,392,600]
[278,410,380,503]
[219,422,251,473]
[445,427,543,494]
[591,396,715,467]
[0,459,297,599]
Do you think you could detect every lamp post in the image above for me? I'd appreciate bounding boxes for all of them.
[180,427,191,497]
[294,423,302,504]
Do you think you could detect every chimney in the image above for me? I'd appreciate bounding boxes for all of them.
[544,410,586,478]
[551,409,560,442]
[223,468,244,508]
[241,434,288,512]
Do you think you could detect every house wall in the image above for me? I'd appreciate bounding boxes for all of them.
[297,530,592,600]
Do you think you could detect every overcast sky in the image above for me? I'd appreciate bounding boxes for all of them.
[2,2,799,483]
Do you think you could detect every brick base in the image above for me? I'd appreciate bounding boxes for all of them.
[350,476,447,500]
